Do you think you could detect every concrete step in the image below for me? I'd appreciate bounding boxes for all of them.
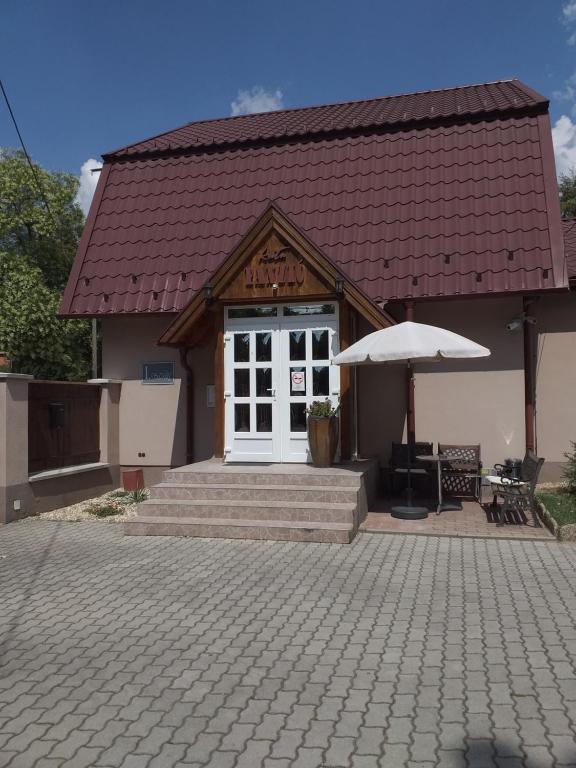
[149,482,359,504]
[137,498,356,524]
[124,515,353,543]
[163,469,365,488]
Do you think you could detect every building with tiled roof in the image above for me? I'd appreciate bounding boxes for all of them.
[60,79,576,540]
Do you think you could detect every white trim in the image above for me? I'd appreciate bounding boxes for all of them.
[0,373,34,380]
[29,462,112,483]
[87,378,122,384]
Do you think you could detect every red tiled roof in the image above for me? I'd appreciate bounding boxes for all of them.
[563,219,576,280]
[105,80,547,158]
[60,79,567,317]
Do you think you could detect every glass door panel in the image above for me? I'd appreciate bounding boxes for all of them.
[279,313,340,462]
[225,304,339,463]
[224,318,280,462]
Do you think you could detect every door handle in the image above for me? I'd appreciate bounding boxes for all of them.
[266,388,276,397]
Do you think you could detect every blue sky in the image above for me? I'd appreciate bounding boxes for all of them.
[2,0,576,211]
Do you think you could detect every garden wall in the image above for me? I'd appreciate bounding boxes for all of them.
[0,374,121,524]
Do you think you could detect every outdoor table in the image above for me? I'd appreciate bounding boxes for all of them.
[416,454,464,515]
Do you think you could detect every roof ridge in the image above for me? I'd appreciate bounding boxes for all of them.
[104,79,545,159]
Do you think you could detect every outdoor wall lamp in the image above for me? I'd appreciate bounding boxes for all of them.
[335,276,345,298]
[203,284,214,305]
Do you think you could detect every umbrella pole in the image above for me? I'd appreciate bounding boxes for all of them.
[405,359,416,505]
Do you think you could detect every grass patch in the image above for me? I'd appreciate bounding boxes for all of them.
[88,503,123,518]
[107,488,149,504]
[537,490,576,526]
[108,490,132,500]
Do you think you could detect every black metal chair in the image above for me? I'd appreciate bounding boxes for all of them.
[490,450,545,525]
[438,443,482,503]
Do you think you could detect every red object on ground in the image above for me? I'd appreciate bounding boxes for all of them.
[122,469,144,491]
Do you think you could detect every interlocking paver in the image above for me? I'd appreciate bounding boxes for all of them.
[1,521,576,768]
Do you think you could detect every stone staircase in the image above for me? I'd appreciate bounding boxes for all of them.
[124,459,378,543]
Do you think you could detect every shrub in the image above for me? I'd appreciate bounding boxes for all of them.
[88,503,122,518]
[107,488,149,503]
[129,488,149,503]
[306,399,338,418]
[108,490,132,500]
[562,441,576,495]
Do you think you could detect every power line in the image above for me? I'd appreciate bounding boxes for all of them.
[0,77,53,218]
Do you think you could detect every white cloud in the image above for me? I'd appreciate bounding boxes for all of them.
[230,86,284,116]
[563,1,576,23]
[553,72,576,111]
[75,158,103,215]
[552,115,576,176]
[562,1,576,42]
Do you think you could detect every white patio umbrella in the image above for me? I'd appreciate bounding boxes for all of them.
[332,321,490,365]
[332,321,490,517]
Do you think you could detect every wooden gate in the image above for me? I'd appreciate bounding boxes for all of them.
[28,382,101,473]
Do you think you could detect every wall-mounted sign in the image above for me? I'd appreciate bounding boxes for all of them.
[142,362,174,385]
[244,242,306,288]
[291,370,306,392]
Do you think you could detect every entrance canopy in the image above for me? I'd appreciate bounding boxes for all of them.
[157,202,395,348]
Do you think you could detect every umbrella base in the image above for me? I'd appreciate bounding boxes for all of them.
[391,505,429,520]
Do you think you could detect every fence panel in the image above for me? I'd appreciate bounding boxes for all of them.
[29,382,101,473]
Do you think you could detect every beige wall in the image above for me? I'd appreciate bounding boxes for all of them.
[357,297,526,470]
[100,295,576,480]
[536,293,576,478]
[357,316,407,463]
[102,316,187,467]
[189,340,216,461]
[101,316,216,468]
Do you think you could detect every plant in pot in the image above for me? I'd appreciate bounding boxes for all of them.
[306,399,339,467]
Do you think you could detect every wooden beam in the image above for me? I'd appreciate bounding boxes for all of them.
[214,309,225,459]
[339,300,351,461]
[179,348,194,465]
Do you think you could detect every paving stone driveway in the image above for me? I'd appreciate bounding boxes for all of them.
[1,522,576,768]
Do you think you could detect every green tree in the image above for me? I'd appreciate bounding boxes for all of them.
[0,149,90,379]
[559,168,576,218]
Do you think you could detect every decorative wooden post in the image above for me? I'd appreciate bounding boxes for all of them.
[339,299,351,461]
[214,309,225,459]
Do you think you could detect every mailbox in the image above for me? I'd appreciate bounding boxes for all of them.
[48,401,65,430]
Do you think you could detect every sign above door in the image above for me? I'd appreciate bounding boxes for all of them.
[244,242,305,289]
[221,230,332,302]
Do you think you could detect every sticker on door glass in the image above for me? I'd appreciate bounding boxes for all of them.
[291,369,306,392]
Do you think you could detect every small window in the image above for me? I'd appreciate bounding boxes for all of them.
[228,307,277,319]
[283,304,335,316]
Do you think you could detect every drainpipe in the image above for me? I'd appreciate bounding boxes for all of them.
[179,348,194,465]
[91,319,98,379]
[523,297,537,453]
[351,309,359,461]
[405,301,416,453]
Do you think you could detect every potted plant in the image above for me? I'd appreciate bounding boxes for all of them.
[306,399,339,467]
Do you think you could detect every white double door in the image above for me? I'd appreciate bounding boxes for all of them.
[224,304,340,462]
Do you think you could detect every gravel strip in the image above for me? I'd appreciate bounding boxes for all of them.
[31,489,142,523]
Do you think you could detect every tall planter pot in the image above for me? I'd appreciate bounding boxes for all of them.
[307,415,339,468]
